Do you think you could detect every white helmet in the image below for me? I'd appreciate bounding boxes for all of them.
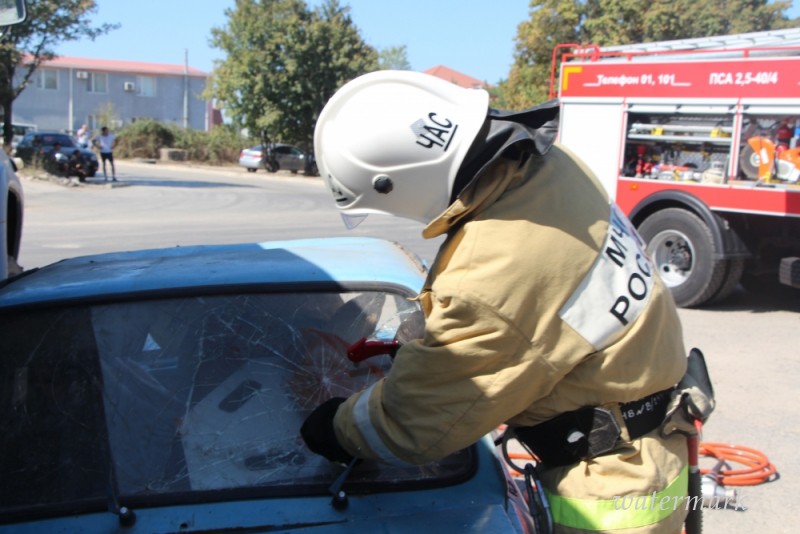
[314,70,490,225]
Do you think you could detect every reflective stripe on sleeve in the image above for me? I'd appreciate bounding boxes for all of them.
[352,382,413,466]
[545,466,689,530]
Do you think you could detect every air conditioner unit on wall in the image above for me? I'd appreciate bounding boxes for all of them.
[76,71,88,79]
[123,81,135,92]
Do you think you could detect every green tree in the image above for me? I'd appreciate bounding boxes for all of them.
[501,0,794,110]
[295,0,378,151]
[208,0,377,161]
[0,0,117,146]
[92,101,119,132]
[503,0,583,109]
[378,45,411,70]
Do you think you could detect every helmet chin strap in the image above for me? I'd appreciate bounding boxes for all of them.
[450,99,560,202]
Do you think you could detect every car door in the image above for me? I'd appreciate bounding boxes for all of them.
[13,135,34,162]
[275,145,304,171]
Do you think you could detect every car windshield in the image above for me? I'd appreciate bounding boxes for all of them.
[33,134,75,148]
[12,124,35,136]
[0,289,472,519]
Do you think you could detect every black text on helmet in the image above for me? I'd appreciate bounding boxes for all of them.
[411,112,458,151]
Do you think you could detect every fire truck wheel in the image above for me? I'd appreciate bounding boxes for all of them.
[739,144,760,180]
[638,208,727,307]
[708,258,744,304]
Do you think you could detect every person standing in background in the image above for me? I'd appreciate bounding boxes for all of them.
[93,126,117,182]
[76,124,90,148]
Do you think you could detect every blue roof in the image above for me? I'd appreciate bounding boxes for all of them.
[0,237,428,308]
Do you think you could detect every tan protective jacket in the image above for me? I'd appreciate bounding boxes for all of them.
[333,144,689,532]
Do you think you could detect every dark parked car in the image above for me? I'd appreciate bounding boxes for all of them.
[0,237,535,533]
[239,143,317,175]
[13,131,98,178]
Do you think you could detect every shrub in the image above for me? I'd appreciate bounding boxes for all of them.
[115,120,248,165]
[115,119,176,159]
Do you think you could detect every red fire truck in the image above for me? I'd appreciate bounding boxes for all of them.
[552,29,800,307]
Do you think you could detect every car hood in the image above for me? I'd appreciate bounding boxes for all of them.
[0,435,527,533]
[1,484,525,534]
[56,147,96,158]
[268,504,524,533]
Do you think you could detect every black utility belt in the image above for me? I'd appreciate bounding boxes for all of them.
[514,388,673,467]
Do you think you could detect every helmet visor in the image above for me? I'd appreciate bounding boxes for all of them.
[341,213,368,230]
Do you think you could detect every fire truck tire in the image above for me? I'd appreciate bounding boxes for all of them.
[638,208,726,307]
[739,144,760,180]
[708,258,744,304]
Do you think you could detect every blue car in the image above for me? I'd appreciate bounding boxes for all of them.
[0,237,535,533]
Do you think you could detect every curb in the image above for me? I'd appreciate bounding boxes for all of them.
[17,158,320,187]
[117,158,321,180]
[18,170,130,188]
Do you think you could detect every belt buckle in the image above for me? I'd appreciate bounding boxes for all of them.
[584,407,621,458]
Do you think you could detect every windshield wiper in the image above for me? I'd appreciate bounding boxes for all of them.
[328,457,360,510]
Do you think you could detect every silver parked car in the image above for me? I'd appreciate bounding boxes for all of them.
[239,143,311,174]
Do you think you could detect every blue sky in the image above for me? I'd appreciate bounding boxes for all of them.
[54,1,531,84]
[55,0,798,85]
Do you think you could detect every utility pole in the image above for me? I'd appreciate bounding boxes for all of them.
[183,49,189,129]
[68,68,74,132]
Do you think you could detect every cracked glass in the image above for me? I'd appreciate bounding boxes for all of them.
[0,288,472,518]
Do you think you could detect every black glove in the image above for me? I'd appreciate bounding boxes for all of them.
[300,397,354,464]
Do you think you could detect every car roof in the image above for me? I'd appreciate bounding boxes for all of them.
[245,143,298,149]
[25,132,75,143]
[0,237,427,309]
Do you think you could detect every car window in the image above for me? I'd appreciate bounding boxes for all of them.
[0,289,471,518]
[274,145,290,155]
[0,306,111,519]
[12,125,36,136]
[34,134,75,148]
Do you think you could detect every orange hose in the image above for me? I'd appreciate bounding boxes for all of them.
[698,442,777,486]
[503,444,776,486]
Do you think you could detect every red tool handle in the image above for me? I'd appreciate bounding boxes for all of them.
[347,337,400,362]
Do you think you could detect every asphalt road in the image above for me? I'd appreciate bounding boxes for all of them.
[16,160,800,533]
[17,160,443,269]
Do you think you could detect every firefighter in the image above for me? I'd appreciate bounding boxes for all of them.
[302,71,705,533]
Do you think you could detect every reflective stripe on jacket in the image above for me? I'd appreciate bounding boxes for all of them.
[546,466,688,530]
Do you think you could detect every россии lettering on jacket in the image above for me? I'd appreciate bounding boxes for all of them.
[559,203,656,350]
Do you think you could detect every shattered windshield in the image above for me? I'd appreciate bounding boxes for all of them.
[0,289,472,518]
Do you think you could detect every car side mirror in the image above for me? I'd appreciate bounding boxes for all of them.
[0,1,26,38]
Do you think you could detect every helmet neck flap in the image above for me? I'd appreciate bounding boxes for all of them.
[449,99,560,203]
